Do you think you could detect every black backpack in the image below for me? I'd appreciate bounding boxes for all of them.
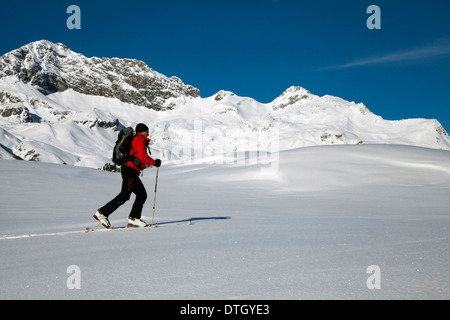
[112,127,138,166]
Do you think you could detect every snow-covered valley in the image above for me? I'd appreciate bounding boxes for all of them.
[1,144,449,299]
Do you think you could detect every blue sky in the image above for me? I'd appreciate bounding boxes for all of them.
[1,0,450,131]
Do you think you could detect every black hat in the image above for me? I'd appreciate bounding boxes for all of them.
[136,123,149,133]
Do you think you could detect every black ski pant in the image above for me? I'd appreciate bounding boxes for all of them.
[98,165,147,219]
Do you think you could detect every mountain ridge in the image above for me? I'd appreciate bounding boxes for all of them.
[0,40,449,168]
[0,40,200,110]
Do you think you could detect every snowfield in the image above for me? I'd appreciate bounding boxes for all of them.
[1,144,449,300]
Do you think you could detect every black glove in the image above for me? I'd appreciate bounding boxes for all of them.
[154,159,161,168]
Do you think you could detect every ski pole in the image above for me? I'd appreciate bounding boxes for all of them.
[151,166,159,228]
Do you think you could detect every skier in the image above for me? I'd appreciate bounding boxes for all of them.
[93,123,161,228]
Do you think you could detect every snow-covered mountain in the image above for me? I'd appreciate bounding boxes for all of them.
[0,40,199,109]
[0,40,449,168]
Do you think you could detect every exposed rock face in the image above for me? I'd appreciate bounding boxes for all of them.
[0,106,33,122]
[0,40,200,111]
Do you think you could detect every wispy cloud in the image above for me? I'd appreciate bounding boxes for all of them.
[321,40,450,70]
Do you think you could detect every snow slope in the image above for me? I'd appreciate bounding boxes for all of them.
[1,144,449,299]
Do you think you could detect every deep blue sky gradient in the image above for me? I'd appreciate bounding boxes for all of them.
[1,0,450,130]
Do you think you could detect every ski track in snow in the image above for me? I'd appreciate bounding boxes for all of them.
[0,217,209,240]
[1,230,86,240]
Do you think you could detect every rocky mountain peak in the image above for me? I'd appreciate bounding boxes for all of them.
[271,86,315,110]
[0,40,200,111]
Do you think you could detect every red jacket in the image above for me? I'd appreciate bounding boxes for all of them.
[125,133,156,174]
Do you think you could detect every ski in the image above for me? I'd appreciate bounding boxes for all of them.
[85,219,194,232]
[85,224,158,233]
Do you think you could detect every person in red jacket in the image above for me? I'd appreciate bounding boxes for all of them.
[94,123,161,228]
